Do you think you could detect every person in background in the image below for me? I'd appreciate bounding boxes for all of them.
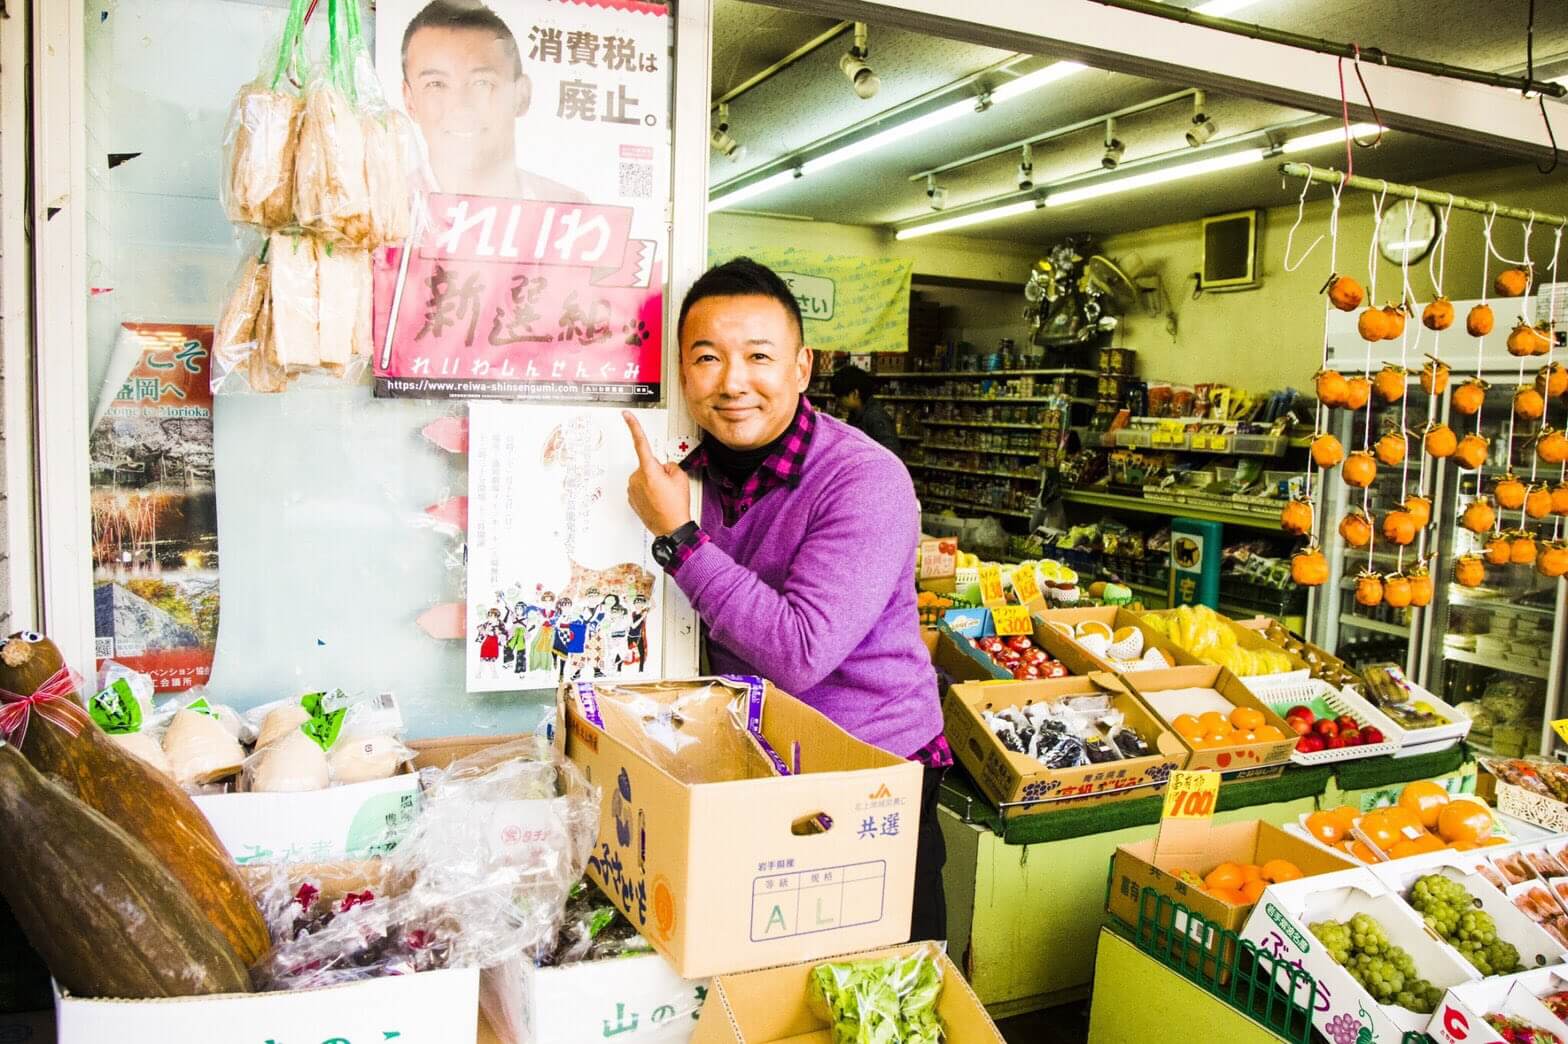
[828,365,901,456]
[620,257,949,942]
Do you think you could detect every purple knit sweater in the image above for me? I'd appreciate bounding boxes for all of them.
[671,414,942,758]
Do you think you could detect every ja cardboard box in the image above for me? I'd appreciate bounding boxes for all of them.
[476,950,707,1044]
[690,942,1004,1044]
[1242,868,1478,1042]
[1106,821,1354,972]
[944,673,1187,819]
[54,859,480,1044]
[1033,605,1188,676]
[560,678,922,980]
[1121,665,1297,777]
[1429,978,1568,1044]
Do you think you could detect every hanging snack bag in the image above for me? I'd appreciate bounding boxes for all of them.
[221,0,307,229]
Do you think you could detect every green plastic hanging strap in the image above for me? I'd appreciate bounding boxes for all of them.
[270,0,310,90]
[327,0,343,93]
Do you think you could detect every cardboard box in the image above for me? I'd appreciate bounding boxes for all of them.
[54,968,479,1043]
[1106,820,1354,975]
[561,678,922,980]
[1120,665,1298,776]
[690,943,1005,1043]
[193,772,422,865]
[477,951,706,1044]
[1033,606,1188,676]
[1429,980,1568,1044]
[930,624,1008,686]
[1242,868,1478,1041]
[944,674,1187,818]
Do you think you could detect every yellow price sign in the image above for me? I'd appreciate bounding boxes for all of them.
[977,563,1006,608]
[1161,770,1220,822]
[1011,564,1042,605]
[1552,718,1568,746]
[992,605,1033,636]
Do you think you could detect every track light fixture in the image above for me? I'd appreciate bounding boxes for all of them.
[711,103,744,159]
[1102,119,1125,170]
[1017,143,1034,191]
[1185,90,1217,147]
[840,22,880,100]
[925,174,948,210]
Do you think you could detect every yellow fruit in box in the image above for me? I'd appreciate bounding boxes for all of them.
[1142,613,1167,636]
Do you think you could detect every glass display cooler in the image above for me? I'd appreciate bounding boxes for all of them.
[1311,295,1568,758]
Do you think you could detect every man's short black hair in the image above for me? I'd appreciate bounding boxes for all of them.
[829,364,877,402]
[678,257,804,345]
[402,0,524,81]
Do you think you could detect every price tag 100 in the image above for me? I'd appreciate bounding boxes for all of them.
[1161,770,1220,822]
[977,563,1006,608]
[991,605,1033,636]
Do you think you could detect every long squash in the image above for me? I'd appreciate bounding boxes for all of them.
[0,633,270,964]
[0,742,253,997]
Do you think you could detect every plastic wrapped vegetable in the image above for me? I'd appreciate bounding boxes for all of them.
[220,0,307,228]
[211,250,272,393]
[316,243,372,372]
[809,944,945,1044]
[293,76,369,243]
[363,109,419,245]
[266,231,321,372]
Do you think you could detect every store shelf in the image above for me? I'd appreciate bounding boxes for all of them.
[896,432,923,441]
[1060,489,1282,531]
[910,461,1039,481]
[1448,590,1555,616]
[883,395,1081,405]
[923,419,1044,431]
[880,367,1098,379]
[1441,644,1550,679]
[924,442,1042,457]
[917,493,1033,519]
[1338,613,1410,637]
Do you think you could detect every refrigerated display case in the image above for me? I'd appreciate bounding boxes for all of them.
[1311,294,1568,757]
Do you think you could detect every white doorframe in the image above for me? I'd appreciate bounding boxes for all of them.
[30,0,93,677]
[2,0,40,633]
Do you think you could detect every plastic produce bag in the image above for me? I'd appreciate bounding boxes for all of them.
[211,249,271,393]
[294,77,369,243]
[808,943,945,1043]
[221,0,306,229]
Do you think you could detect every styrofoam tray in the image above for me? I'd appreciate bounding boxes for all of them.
[1249,676,1399,766]
[1140,685,1236,720]
[1348,673,1472,751]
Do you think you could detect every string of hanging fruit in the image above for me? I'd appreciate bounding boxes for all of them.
[1288,184,1566,601]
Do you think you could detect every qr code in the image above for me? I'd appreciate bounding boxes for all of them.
[95,637,115,658]
[618,162,652,199]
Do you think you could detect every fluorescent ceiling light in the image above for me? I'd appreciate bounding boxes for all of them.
[895,200,1038,240]
[1046,148,1264,207]
[1279,123,1384,153]
[1192,0,1262,14]
[802,104,968,175]
[992,62,1087,103]
[709,170,800,212]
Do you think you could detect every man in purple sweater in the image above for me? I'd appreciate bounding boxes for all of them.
[621,257,950,942]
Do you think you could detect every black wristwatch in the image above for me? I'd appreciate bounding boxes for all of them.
[651,521,702,569]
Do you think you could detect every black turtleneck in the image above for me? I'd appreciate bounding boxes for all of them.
[703,402,801,487]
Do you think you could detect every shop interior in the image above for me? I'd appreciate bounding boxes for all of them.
[8,1,1568,1043]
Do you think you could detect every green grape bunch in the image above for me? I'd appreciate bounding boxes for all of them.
[1407,874,1524,977]
[1310,914,1441,1013]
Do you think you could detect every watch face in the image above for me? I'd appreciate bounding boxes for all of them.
[652,537,675,568]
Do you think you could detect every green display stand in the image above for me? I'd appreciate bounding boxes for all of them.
[939,792,1317,1015]
[1088,928,1290,1043]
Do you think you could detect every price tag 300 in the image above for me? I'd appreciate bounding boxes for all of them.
[991,605,1033,636]
[1161,770,1220,822]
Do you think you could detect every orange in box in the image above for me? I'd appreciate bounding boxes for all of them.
[1120,665,1298,778]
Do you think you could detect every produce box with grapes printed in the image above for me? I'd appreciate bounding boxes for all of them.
[1241,868,1477,1042]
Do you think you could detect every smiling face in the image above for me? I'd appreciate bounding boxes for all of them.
[680,294,812,451]
[402,25,527,193]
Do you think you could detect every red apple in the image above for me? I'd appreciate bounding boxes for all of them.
[1044,661,1069,678]
[1285,705,1316,724]
[978,637,1003,653]
[1006,636,1034,652]
[1327,736,1347,749]
[1339,727,1361,746]
[1360,726,1384,745]
[1012,665,1039,680]
[1295,735,1326,753]
[1289,717,1313,737]
[1315,719,1340,739]
[1336,715,1359,733]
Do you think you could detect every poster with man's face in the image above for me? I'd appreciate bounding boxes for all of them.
[373,0,669,403]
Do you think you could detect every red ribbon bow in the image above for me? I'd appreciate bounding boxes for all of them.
[339,890,376,912]
[0,664,85,748]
